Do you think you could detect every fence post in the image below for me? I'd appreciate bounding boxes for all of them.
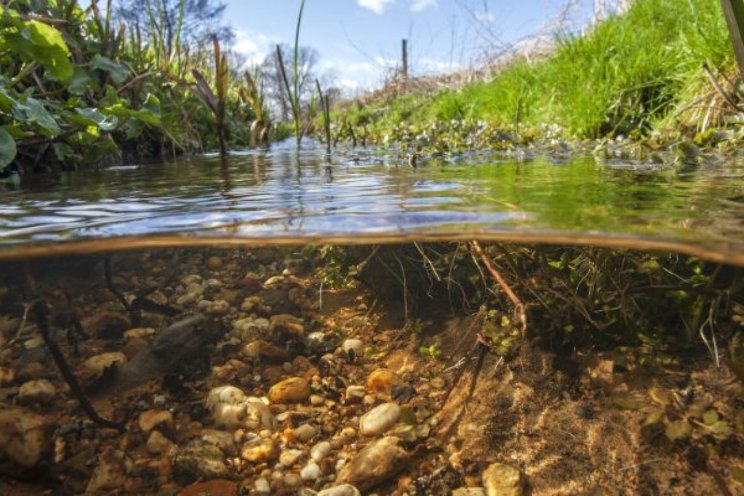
[721,0,744,78]
[401,39,408,80]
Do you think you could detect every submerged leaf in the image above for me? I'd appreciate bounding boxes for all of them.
[665,420,692,441]
[612,391,645,411]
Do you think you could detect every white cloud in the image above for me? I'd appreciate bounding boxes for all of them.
[411,0,437,12]
[232,29,278,67]
[357,0,396,14]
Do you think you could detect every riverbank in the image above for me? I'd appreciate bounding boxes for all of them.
[329,0,742,164]
[0,243,742,494]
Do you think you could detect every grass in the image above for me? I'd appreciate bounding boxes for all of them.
[342,0,735,141]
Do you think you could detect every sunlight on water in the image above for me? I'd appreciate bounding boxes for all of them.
[1,141,744,264]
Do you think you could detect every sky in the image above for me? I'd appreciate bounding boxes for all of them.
[224,1,595,95]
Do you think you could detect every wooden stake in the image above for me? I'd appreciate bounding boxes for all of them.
[720,0,744,78]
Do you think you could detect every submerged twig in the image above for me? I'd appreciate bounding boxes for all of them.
[31,301,125,432]
[470,241,527,333]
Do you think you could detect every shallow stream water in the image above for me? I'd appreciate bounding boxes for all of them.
[2,142,744,495]
[1,140,744,264]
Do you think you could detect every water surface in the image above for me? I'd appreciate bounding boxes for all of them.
[2,141,743,263]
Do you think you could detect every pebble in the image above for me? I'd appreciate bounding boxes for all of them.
[0,366,15,386]
[345,385,365,403]
[283,473,303,488]
[269,377,311,404]
[254,477,271,495]
[146,430,175,455]
[206,256,223,270]
[279,448,304,467]
[300,461,322,481]
[241,438,280,463]
[86,449,129,494]
[138,409,173,434]
[181,274,202,285]
[269,314,305,337]
[337,436,408,490]
[366,369,399,398]
[453,488,486,496]
[172,441,232,485]
[0,407,53,470]
[201,429,237,456]
[17,379,56,404]
[82,352,128,377]
[242,340,290,361]
[240,296,269,314]
[359,403,401,436]
[482,463,524,496]
[176,292,199,306]
[123,327,155,341]
[293,423,318,442]
[310,394,325,406]
[342,339,364,356]
[317,484,362,496]
[311,441,332,462]
[23,336,43,349]
[206,299,230,316]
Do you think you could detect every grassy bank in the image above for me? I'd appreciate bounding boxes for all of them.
[335,0,737,154]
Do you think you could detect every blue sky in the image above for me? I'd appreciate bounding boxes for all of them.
[225,1,595,94]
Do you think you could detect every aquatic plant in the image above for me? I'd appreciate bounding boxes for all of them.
[276,0,307,150]
[316,78,332,155]
[192,36,229,157]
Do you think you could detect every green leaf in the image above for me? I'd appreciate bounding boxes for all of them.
[12,97,61,136]
[142,93,161,119]
[125,117,145,139]
[0,128,17,168]
[67,68,93,96]
[3,20,73,81]
[74,107,119,131]
[90,55,130,85]
[103,94,161,127]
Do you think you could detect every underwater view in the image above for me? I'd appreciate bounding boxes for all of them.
[4,0,744,494]
[1,146,744,496]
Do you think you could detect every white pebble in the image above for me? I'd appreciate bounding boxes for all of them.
[301,461,322,481]
[311,441,331,462]
[254,477,271,495]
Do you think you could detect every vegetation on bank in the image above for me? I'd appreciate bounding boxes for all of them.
[0,0,283,175]
[333,0,742,157]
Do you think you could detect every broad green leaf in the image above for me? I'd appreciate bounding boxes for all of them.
[125,117,145,139]
[74,107,119,131]
[90,55,131,85]
[3,20,73,81]
[103,100,160,127]
[0,128,17,168]
[142,93,161,120]
[12,97,61,136]
[67,68,93,96]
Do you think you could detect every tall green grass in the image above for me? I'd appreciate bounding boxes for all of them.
[357,0,733,139]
